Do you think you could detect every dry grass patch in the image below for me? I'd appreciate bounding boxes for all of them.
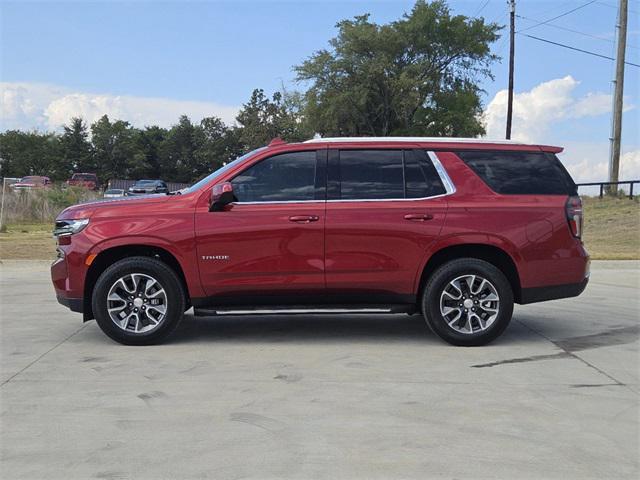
[0,224,56,260]
[582,196,640,260]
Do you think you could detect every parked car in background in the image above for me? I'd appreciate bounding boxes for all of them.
[127,179,169,196]
[67,173,99,190]
[11,176,52,190]
[52,137,589,346]
[103,189,125,198]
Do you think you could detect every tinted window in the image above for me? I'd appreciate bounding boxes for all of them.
[232,151,317,202]
[336,149,446,200]
[456,151,577,195]
[405,150,446,198]
[339,150,404,199]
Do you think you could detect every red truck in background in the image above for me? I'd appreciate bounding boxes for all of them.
[67,173,99,190]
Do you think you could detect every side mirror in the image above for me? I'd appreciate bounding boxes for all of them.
[210,182,235,211]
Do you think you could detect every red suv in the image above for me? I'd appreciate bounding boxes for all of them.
[51,137,589,346]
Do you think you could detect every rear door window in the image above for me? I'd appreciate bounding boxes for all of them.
[456,151,577,195]
[336,149,446,200]
[339,150,404,200]
[405,150,446,198]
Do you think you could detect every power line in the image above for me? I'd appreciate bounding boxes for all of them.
[519,33,640,67]
[472,0,491,17]
[516,14,639,50]
[517,0,598,34]
[595,1,639,15]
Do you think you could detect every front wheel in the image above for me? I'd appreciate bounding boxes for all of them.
[92,256,186,345]
[422,258,514,346]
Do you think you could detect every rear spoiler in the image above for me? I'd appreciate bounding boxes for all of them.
[539,145,564,153]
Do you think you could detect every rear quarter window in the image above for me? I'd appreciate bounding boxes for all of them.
[455,151,577,195]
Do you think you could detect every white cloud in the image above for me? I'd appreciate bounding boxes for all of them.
[0,82,239,131]
[620,150,640,180]
[483,75,630,143]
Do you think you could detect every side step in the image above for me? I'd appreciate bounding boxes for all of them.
[193,304,416,317]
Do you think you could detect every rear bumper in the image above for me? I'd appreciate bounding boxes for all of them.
[519,276,589,304]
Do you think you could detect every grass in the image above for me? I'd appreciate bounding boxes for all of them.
[0,197,638,261]
[0,223,56,260]
[582,196,640,260]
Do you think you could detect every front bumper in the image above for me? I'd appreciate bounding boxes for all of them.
[51,240,91,315]
[56,295,84,313]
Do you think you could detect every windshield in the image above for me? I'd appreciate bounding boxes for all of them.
[135,180,156,185]
[182,147,266,194]
[21,176,40,182]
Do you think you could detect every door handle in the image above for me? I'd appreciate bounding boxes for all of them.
[404,214,434,221]
[289,215,319,223]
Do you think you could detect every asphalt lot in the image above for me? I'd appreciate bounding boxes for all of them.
[1,260,638,480]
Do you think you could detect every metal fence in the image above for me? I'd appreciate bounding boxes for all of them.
[106,179,191,192]
[576,180,639,199]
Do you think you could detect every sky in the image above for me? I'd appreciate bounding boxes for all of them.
[1,0,639,185]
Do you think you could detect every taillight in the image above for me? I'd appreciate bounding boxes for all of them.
[565,195,583,238]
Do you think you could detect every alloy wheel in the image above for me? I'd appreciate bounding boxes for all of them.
[439,274,500,334]
[106,273,168,334]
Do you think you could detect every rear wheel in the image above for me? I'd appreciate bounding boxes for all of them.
[92,256,185,345]
[422,258,514,346]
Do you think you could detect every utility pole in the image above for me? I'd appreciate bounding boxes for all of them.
[506,0,516,139]
[608,0,628,194]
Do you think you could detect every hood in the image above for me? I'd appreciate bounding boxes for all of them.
[57,194,170,220]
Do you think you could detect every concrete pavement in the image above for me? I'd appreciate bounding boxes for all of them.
[1,260,638,479]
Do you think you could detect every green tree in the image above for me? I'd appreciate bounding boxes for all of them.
[0,130,63,180]
[90,115,137,181]
[60,117,92,175]
[194,116,243,178]
[236,88,310,150]
[131,126,168,179]
[295,0,500,137]
[160,115,203,182]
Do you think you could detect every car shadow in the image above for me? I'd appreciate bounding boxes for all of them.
[168,313,441,345]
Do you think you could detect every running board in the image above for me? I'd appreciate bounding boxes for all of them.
[193,304,415,316]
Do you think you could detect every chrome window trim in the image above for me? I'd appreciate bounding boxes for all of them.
[233,200,325,205]
[427,150,456,195]
[326,192,451,203]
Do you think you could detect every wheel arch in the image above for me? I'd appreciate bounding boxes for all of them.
[417,243,523,305]
[83,244,191,321]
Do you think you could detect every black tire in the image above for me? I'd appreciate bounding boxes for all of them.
[92,256,186,345]
[422,258,514,346]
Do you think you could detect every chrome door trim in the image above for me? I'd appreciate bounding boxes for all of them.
[427,151,457,195]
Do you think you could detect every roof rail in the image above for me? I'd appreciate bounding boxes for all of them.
[303,136,528,145]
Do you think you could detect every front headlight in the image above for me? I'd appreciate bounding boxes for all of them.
[53,218,89,237]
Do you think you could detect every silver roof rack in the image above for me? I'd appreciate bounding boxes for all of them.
[303,136,528,145]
